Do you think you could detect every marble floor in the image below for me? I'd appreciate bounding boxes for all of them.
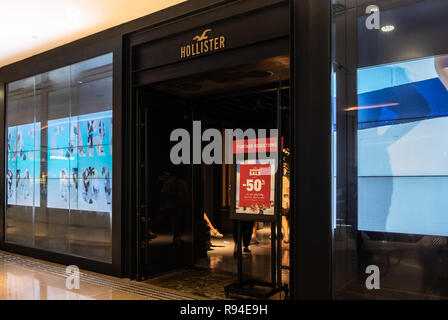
[0,231,290,300]
[146,268,235,300]
[146,267,289,300]
[0,251,200,300]
[146,233,290,300]
[196,233,290,284]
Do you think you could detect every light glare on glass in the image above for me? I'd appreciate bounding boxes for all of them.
[381,25,395,32]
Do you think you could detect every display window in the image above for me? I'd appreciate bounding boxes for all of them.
[5,53,113,263]
[332,0,448,299]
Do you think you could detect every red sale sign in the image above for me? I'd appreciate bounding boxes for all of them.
[238,163,272,214]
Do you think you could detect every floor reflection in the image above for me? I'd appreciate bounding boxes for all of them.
[197,234,290,283]
[5,218,112,263]
[0,251,174,300]
[146,231,290,299]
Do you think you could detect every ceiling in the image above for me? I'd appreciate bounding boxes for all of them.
[152,55,290,98]
[0,0,186,68]
[147,55,290,129]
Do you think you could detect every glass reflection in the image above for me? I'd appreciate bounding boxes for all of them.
[332,0,448,299]
[5,53,113,263]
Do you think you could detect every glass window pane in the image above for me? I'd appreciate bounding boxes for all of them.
[332,0,448,299]
[5,53,113,263]
[6,77,37,247]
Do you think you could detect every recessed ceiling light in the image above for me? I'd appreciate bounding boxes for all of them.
[381,25,395,32]
[369,7,379,13]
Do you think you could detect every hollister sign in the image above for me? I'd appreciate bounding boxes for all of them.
[180,29,226,59]
[131,5,288,76]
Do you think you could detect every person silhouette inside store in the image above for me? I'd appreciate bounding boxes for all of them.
[233,221,254,256]
[160,165,189,246]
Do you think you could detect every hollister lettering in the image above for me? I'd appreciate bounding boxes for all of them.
[180,29,226,59]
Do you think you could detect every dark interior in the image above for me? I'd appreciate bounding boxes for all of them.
[137,55,290,282]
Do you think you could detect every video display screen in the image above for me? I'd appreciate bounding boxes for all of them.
[4,53,113,262]
[47,110,112,213]
[358,55,448,236]
[7,123,41,207]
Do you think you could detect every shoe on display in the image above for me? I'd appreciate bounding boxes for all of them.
[210,229,223,239]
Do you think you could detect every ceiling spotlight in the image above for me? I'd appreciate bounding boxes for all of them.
[381,25,395,32]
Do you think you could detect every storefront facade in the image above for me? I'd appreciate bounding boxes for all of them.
[0,31,124,275]
[2,0,446,300]
[0,0,327,300]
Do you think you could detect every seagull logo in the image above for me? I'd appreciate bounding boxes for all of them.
[180,29,225,59]
[193,29,212,42]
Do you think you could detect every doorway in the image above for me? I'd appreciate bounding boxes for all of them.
[135,55,291,298]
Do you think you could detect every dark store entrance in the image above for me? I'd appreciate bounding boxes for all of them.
[134,54,291,297]
[0,0,333,300]
[125,1,294,298]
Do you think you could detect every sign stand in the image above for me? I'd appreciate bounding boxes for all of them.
[224,220,288,299]
[224,134,289,299]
